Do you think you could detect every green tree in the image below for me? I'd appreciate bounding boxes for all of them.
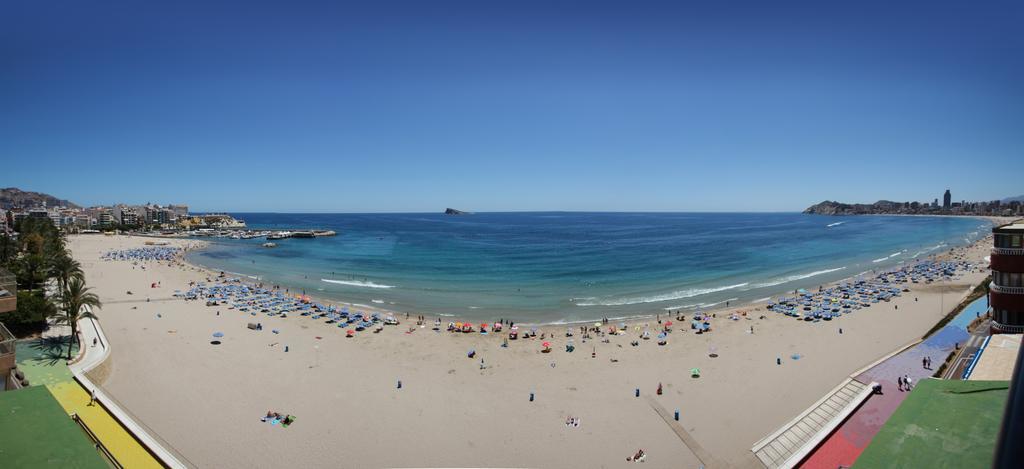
[4,291,57,336]
[55,277,101,359]
[0,233,14,264]
[16,253,48,292]
[48,253,83,295]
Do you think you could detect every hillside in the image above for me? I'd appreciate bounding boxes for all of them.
[0,188,79,210]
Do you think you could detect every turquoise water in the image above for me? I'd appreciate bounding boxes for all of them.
[186,213,988,322]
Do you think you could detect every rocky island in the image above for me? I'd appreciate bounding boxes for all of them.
[444,208,469,215]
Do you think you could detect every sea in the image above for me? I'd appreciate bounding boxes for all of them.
[185,212,989,324]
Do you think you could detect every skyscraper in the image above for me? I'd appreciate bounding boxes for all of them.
[943,189,952,209]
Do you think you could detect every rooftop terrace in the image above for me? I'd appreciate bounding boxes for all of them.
[856,379,1009,468]
[0,385,108,468]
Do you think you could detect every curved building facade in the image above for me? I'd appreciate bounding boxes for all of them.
[991,222,1024,333]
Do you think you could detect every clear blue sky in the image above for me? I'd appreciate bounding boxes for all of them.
[2,1,1021,212]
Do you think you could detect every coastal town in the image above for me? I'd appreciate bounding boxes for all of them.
[0,188,335,241]
[804,189,1024,216]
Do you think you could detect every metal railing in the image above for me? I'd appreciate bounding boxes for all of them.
[992,247,1024,256]
[0,321,14,357]
[71,412,124,469]
[0,268,15,314]
[991,321,1024,334]
[991,284,1024,295]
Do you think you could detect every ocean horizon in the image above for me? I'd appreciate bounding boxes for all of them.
[185,212,989,323]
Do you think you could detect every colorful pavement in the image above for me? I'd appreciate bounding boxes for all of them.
[14,336,164,469]
[799,296,989,468]
[855,379,1008,468]
[0,385,108,468]
[15,337,78,387]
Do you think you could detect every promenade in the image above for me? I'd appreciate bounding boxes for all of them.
[15,313,185,468]
[798,294,988,468]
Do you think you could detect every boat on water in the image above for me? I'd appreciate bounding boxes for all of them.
[267,231,292,240]
[262,242,277,248]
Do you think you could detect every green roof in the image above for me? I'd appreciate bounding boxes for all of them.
[0,386,108,468]
[856,379,1010,469]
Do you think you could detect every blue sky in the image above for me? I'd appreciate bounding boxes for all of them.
[2,1,1021,212]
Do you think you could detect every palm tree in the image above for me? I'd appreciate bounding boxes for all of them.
[18,253,48,292]
[49,253,83,295]
[56,277,101,359]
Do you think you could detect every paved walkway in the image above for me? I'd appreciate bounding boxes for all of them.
[16,313,185,468]
[70,312,190,468]
[946,319,991,379]
[752,378,872,468]
[798,295,988,468]
[47,380,164,468]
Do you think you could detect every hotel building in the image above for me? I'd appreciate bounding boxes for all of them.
[991,221,1024,333]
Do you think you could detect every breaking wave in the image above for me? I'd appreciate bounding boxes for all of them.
[748,267,846,288]
[575,282,749,307]
[321,279,396,289]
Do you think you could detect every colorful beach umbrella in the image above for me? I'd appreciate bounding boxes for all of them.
[212,332,224,338]
[542,341,551,348]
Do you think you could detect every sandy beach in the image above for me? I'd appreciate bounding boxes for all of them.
[69,225,999,469]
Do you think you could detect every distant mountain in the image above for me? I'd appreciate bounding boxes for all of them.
[0,187,79,210]
[1002,195,1024,203]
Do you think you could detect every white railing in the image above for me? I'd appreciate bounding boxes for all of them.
[992,247,1024,256]
[991,284,1024,295]
[992,321,1024,334]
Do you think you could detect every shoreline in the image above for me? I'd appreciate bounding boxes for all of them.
[166,216,1009,328]
[69,227,999,468]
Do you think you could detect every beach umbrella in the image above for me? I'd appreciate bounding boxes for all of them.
[658,332,667,339]
[664,321,673,327]
[542,341,551,348]
[212,332,224,338]
[594,322,601,328]
[691,368,701,377]
[479,323,488,330]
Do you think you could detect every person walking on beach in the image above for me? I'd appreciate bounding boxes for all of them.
[897,376,904,391]
[89,388,97,406]
[923,357,928,369]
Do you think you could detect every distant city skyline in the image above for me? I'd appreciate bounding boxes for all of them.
[2,1,1022,212]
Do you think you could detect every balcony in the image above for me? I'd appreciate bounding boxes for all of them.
[992,247,1024,256]
[991,284,1024,295]
[0,269,15,314]
[0,322,14,387]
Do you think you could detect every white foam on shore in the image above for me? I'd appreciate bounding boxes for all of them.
[576,282,749,307]
[873,251,905,263]
[321,279,396,289]
[748,267,846,288]
[702,297,739,308]
[662,302,703,310]
[752,297,772,303]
